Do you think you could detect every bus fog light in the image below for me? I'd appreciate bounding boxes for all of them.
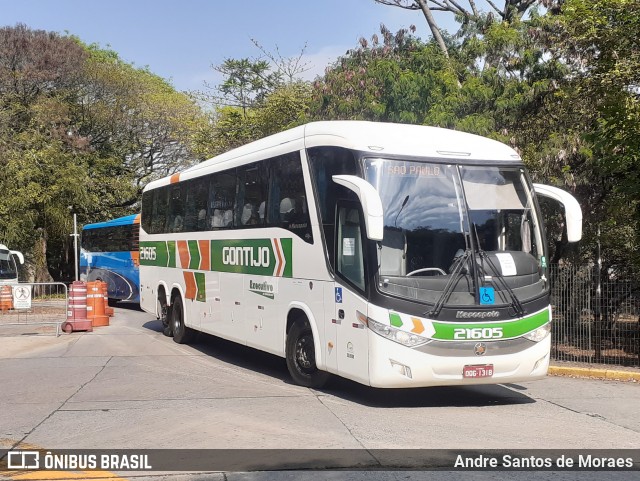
[390,359,412,378]
[523,323,551,342]
[533,353,549,373]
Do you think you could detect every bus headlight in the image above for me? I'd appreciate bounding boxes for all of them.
[523,322,551,342]
[366,316,430,348]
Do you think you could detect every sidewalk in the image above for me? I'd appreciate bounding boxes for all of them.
[549,361,640,382]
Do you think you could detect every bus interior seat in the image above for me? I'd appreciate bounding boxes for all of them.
[211,210,223,228]
[280,198,295,222]
[241,203,256,225]
[197,209,207,229]
[172,215,183,232]
[222,210,233,227]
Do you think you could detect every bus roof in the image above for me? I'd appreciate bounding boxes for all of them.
[82,214,140,231]
[144,121,523,192]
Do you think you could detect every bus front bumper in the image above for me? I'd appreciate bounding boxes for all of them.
[367,333,551,388]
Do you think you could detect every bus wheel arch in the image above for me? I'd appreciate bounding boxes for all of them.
[285,307,329,388]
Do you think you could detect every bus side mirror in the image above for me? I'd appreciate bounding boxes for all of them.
[533,184,583,243]
[10,250,24,264]
[332,175,384,241]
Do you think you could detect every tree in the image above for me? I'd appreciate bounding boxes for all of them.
[374,0,544,59]
[199,42,313,155]
[0,25,210,281]
[548,0,640,266]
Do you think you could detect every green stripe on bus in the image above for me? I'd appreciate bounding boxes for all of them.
[167,241,176,268]
[211,238,292,277]
[195,272,206,302]
[280,238,292,278]
[139,241,175,267]
[390,312,403,328]
[141,238,292,278]
[430,309,550,341]
[188,240,200,270]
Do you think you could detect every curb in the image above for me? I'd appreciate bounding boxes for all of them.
[549,365,640,382]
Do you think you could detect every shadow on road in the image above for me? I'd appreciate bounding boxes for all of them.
[141,319,535,408]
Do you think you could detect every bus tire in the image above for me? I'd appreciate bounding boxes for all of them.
[171,295,195,344]
[285,318,329,388]
[157,295,172,337]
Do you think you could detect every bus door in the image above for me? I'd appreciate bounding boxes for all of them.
[333,203,370,384]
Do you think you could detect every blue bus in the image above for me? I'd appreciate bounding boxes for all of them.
[80,214,140,304]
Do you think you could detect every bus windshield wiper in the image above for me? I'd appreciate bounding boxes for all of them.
[426,249,470,318]
[472,224,525,317]
[478,251,525,317]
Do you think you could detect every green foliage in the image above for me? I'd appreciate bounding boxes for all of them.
[201,54,313,155]
[0,25,209,281]
[310,2,639,267]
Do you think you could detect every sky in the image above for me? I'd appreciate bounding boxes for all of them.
[0,0,459,93]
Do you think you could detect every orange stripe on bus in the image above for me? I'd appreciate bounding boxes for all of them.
[177,240,190,269]
[131,251,140,267]
[170,173,180,184]
[411,318,425,335]
[133,214,141,224]
[198,239,210,271]
[274,238,284,277]
[183,272,197,300]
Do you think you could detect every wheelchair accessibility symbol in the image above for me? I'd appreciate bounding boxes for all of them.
[479,287,495,305]
[335,287,343,304]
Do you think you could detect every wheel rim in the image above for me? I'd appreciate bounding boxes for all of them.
[295,332,316,374]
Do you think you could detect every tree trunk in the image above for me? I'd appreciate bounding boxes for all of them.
[415,0,449,58]
[32,233,54,284]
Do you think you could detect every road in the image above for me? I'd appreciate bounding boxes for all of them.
[0,305,638,480]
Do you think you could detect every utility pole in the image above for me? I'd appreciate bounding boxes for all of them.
[70,211,79,281]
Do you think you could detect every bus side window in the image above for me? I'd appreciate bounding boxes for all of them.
[337,205,366,292]
[141,191,153,234]
[209,170,236,230]
[168,185,185,233]
[269,153,313,243]
[184,178,209,232]
[307,146,359,269]
[236,162,268,228]
[151,187,169,234]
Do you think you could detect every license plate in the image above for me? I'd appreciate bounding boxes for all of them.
[463,364,494,378]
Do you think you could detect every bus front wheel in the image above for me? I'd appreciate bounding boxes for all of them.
[285,319,329,388]
[171,295,195,344]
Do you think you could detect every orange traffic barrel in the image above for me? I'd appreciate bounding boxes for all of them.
[102,281,114,317]
[0,285,13,310]
[87,281,109,327]
[62,281,92,333]
[67,281,87,321]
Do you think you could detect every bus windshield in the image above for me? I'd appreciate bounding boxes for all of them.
[364,158,547,308]
[0,249,18,280]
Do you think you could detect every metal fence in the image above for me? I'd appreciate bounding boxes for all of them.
[0,282,68,336]
[0,275,638,367]
[550,265,640,367]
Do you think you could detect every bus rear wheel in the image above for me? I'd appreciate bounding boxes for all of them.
[285,319,329,388]
[171,295,195,344]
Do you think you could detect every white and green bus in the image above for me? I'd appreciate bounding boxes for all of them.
[139,121,581,388]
